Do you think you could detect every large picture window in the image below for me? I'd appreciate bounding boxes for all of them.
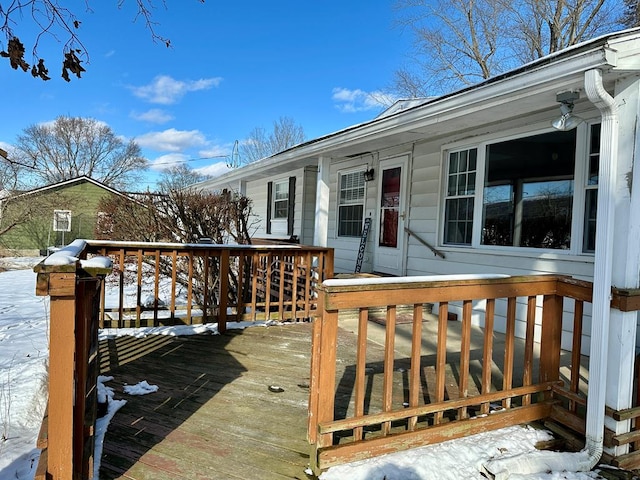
[442,126,598,254]
[338,169,365,237]
[482,130,576,249]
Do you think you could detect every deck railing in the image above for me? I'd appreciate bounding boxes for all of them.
[33,240,640,478]
[33,239,333,479]
[307,274,640,473]
[84,240,334,331]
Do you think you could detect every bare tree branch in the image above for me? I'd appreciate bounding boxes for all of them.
[239,116,305,165]
[392,0,623,95]
[0,0,204,80]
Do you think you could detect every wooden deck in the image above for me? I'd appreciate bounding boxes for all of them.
[97,315,587,479]
[98,324,318,480]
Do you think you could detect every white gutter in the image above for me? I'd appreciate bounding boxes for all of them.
[483,68,620,479]
[583,67,619,469]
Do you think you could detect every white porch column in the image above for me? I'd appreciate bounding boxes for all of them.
[237,180,247,196]
[314,156,330,247]
[604,74,640,455]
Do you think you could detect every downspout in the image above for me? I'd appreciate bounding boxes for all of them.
[583,68,619,469]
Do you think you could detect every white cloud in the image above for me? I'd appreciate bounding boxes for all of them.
[148,153,190,171]
[198,145,231,159]
[131,109,174,124]
[130,75,223,104]
[195,161,232,178]
[332,87,397,113]
[136,128,207,152]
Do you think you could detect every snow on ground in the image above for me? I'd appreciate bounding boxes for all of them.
[0,257,614,480]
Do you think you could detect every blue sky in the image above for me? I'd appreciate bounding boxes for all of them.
[0,1,411,190]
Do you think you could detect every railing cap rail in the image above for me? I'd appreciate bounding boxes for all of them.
[319,273,570,292]
[86,239,332,252]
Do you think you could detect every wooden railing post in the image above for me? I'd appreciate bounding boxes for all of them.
[539,288,564,386]
[41,272,77,480]
[35,242,113,480]
[309,285,339,475]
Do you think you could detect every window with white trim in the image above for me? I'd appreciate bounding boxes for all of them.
[53,210,72,232]
[443,149,477,245]
[442,126,598,253]
[583,123,600,253]
[338,169,365,237]
[273,180,289,219]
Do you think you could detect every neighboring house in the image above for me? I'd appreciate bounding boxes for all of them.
[0,176,129,256]
[198,28,640,453]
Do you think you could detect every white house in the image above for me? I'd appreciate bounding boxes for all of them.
[198,28,640,459]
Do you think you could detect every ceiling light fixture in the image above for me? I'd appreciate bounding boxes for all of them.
[551,91,583,131]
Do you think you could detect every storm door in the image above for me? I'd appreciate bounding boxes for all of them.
[373,156,408,275]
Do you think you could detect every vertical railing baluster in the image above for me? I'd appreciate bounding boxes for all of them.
[382,305,397,435]
[435,301,448,425]
[459,299,472,419]
[219,249,229,333]
[409,303,423,430]
[522,296,537,405]
[265,253,273,319]
[170,250,177,321]
[480,298,495,414]
[237,251,245,321]
[354,307,369,440]
[304,251,312,318]
[503,297,516,408]
[292,252,300,320]
[202,249,209,324]
[153,249,160,327]
[118,249,125,329]
[186,250,194,324]
[569,299,584,412]
[278,252,285,319]
[135,249,143,328]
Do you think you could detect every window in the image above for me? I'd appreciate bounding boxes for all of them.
[53,210,72,232]
[338,169,365,237]
[583,124,600,253]
[482,130,575,249]
[273,181,289,219]
[267,177,295,236]
[442,126,597,254]
[444,149,477,245]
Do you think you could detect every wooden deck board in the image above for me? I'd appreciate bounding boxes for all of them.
[98,324,317,480]
[97,317,584,479]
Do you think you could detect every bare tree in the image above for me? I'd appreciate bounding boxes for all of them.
[0,149,20,192]
[621,0,640,26]
[239,116,305,165]
[393,0,624,96]
[156,164,211,192]
[11,116,148,189]
[0,0,204,81]
[96,189,257,308]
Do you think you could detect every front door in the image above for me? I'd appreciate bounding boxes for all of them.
[373,156,408,276]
